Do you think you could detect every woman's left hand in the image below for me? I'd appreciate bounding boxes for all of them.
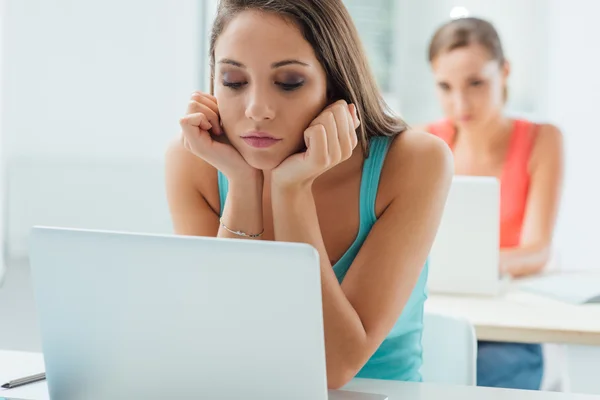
[272,100,361,189]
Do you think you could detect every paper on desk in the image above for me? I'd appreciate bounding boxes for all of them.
[0,351,48,400]
[0,381,48,400]
[517,272,600,304]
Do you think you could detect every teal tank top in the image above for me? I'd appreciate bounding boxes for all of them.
[217,136,428,382]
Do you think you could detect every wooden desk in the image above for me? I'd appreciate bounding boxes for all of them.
[1,350,597,400]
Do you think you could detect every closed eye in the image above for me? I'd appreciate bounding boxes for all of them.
[222,81,247,90]
[277,81,305,91]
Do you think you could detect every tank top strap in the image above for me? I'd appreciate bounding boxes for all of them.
[217,170,229,216]
[503,119,539,177]
[359,136,393,230]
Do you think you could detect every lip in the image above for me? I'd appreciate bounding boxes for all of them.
[242,131,277,139]
[241,131,281,149]
[459,115,473,122]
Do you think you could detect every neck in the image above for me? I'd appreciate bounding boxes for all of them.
[455,114,513,153]
[315,147,364,189]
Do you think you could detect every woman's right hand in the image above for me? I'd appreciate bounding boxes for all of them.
[179,91,259,182]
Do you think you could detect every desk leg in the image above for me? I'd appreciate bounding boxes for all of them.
[565,345,600,395]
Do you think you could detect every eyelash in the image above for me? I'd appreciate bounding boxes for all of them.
[279,82,304,91]
[222,81,305,92]
[222,81,246,90]
[438,81,484,91]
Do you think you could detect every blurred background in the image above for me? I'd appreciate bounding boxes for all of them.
[0,0,598,350]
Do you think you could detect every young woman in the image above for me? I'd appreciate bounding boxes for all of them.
[165,0,452,389]
[423,17,564,390]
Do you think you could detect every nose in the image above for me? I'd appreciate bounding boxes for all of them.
[453,90,470,116]
[245,87,275,121]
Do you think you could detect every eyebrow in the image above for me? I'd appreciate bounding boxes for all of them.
[218,58,309,69]
[272,59,309,68]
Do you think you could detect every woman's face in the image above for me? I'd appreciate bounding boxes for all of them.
[431,44,509,130]
[213,10,328,170]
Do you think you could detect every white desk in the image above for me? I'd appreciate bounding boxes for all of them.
[425,279,600,345]
[1,350,597,400]
[425,272,600,394]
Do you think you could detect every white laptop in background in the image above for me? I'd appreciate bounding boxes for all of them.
[427,176,506,296]
[28,227,387,400]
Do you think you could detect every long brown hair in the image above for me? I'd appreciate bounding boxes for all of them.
[428,17,508,100]
[208,0,407,156]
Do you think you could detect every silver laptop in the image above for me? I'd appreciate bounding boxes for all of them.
[29,227,387,400]
[427,176,507,296]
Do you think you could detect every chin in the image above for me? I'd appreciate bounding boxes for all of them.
[241,152,286,171]
[235,141,304,171]
[455,117,480,129]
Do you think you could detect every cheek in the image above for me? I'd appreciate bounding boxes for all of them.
[214,90,243,128]
[214,86,235,109]
[295,100,323,123]
[491,85,505,106]
[478,85,502,109]
[439,93,455,114]
[216,103,234,130]
[281,106,317,150]
[283,88,327,128]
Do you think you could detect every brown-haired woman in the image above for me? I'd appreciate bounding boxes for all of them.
[422,17,564,390]
[165,0,452,389]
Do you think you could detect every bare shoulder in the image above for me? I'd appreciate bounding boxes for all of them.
[377,130,454,207]
[164,138,221,212]
[385,129,454,182]
[530,123,564,168]
[535,123,564,153]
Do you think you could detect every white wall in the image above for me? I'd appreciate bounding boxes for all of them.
[546,0,600,271]
[0,0,6,278]
[3,0,202,261]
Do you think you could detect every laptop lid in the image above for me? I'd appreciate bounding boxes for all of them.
[29,227,327,400]
[427,176,501,296]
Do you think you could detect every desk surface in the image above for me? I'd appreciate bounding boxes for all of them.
[0,350,597,400]
[425,272,600,345]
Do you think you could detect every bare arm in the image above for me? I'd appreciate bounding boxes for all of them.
[164,139,264,239]
[271,132,453,388]
[500,124,564,277]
